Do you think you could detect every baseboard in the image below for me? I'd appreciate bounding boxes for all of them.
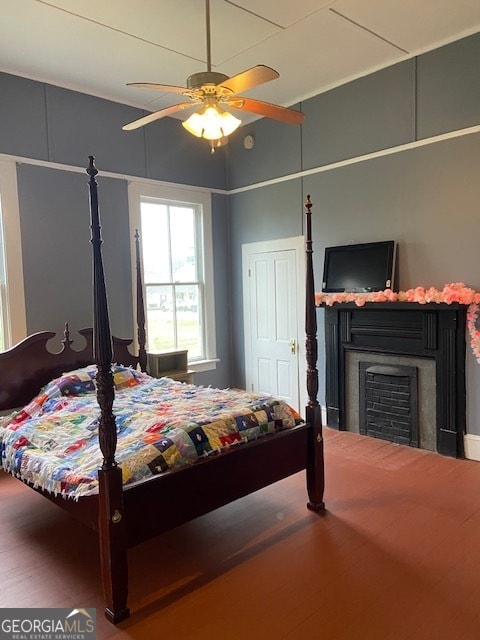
[321,405,327,426]
[464,434,480,461]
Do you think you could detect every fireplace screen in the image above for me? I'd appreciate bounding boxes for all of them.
[359,362,418,447]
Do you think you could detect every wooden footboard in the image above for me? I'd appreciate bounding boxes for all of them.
[89,176,324,621]
[123,423,313,546]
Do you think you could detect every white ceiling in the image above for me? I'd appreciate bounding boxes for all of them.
[1,0,479,125]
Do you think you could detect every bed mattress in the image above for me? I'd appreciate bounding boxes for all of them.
[0,365,302,499]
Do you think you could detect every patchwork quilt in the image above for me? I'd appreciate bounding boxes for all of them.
[0,365,302,500]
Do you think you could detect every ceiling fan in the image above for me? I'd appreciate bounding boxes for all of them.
[122,0,304,151]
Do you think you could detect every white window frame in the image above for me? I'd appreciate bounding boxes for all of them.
[0,158,26,348]
[128,180,217,373]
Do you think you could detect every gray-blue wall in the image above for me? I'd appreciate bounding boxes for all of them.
[0,72,227,187]
[227,33,480,434]
[17,164,132,344]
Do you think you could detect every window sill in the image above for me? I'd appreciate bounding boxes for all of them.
[188,358,219,373]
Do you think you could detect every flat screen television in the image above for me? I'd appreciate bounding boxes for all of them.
[322,240,397,293]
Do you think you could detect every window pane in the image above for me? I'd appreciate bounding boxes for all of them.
[141,202,170,283]
[134,188,209,363]
[0,197,5,350]
[175,284,201,358]
[170,206,196,282]
[146,285,175,352]
[0,198,4,285]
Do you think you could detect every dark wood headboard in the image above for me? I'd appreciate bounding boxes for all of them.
[0,325,139,411]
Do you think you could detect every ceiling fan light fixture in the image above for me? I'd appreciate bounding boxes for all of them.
[122,0,304,141]
[182,105,241,141]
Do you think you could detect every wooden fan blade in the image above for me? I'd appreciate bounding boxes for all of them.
[229,97,304,125]
[217,65,279,95]
[127,82,188,95]
[122,102,194,131]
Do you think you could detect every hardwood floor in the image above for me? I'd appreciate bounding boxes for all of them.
[1,427,480,639]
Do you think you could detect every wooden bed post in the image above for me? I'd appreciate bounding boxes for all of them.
[134,229,148,372]
[87,157,130,623]
[304,195,325,511]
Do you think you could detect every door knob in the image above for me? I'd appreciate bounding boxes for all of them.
[289,339,296,354]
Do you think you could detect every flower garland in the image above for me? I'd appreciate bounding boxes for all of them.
[315,283,480,363]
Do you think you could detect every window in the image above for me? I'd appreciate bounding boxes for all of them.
[0,159,26,349]
[141,199,203,358]
[129,182,216,370]
[0,205,6,350]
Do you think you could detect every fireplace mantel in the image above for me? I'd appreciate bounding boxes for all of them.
[323,302,466,457]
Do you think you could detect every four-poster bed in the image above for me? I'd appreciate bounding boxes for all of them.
[0,157,324,623]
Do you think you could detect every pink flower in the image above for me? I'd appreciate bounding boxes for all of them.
[314,292,324,307]
[314,286,480,364]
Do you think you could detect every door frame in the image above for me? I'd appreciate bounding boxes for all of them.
[242,236,306,412]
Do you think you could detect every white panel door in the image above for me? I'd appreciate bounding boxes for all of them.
[247,248,299,407]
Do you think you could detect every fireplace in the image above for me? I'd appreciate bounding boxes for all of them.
[324,303,466,457]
